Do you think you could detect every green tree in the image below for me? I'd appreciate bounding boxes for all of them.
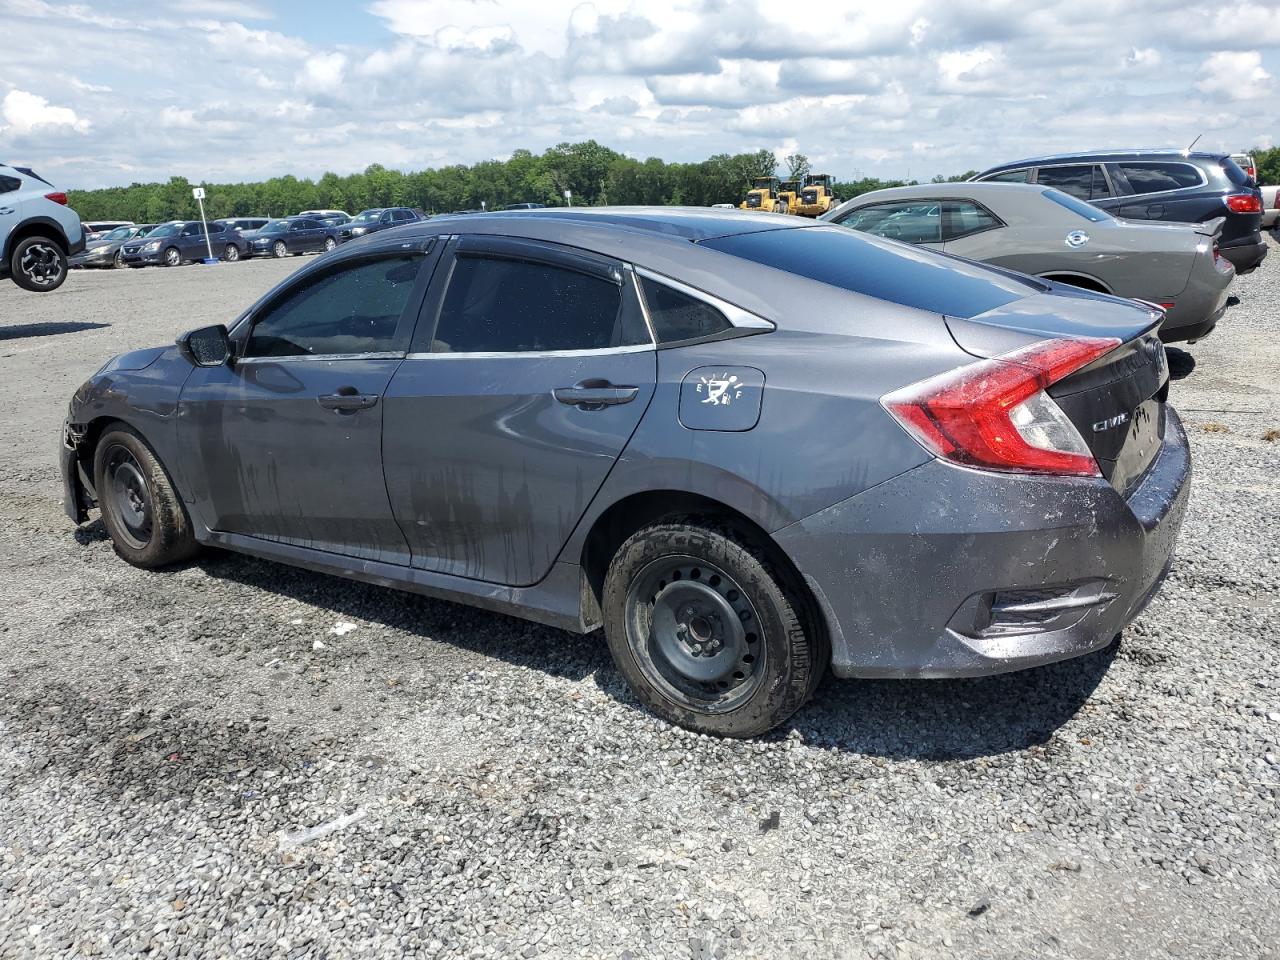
[785,153,811,181]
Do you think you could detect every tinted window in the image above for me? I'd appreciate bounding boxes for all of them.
[181,223,201,236]
[944,202,1001,240]
[0,175,21,194]
[247,255,423,358]
[703,226,1034,319]
[1035,165,1100,200]
[984,169,1030,184]
[1220,158,1251,187]
[639,277,732,344]
[1041,189,1112,222]
[208,222,225,234]
[393,209,414,222]
[433,256,624,353]
[836,201,942,243]
[1118,162,1203,194]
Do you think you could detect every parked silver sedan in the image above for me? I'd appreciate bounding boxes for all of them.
[822,182,1234,343]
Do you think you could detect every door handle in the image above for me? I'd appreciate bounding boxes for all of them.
[553,381,639,410]
[0,207,14,215]
[318,391,379,412]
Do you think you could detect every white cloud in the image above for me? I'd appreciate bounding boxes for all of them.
[0,90,90,136]
[1197,51,1273,100]
[300,52,348,95]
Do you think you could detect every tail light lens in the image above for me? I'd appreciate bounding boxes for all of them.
[44,191,68,205]
[1225,193,1262,214]
[881,337,1121,478]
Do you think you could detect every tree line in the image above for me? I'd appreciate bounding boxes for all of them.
[66,141,977,223]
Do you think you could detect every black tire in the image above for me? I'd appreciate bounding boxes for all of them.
[113,249,125,269]
[10,235,68,292]
[272,240,288,259]
[323,237,336,252]
[223,243,240,262]
[163,246,181,267]
[602,521,825,737]
[93,424,198,568]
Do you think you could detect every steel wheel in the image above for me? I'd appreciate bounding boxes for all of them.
[164,246,181,267]
[624,555,766,714]
[18,240,65,288]
[273,240,287,258]
[101,444,154,551]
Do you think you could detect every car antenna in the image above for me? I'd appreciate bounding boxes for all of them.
[1184,133,1202,155]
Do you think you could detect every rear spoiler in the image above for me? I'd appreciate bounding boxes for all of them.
[1196,216,1226,240]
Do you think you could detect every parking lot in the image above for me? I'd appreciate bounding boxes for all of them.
[1,247,1279,958]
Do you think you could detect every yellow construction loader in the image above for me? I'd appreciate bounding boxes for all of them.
[776,179,802,215]
[794,173,839,217]
[740,177,786,213]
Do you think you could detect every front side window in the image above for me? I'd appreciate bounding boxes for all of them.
[246,255,423,358]
[835,200,942,243]
[639,277,733,344]
[983,169,1029,184]
[1035,165,1100,200]
[1117,162,1203,195]
[432,255,627,354]
[944,201,1001,240]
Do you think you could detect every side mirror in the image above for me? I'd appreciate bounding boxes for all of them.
[177,324,231,367]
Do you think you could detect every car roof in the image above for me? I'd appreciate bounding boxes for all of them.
[424,206,810,242]
[984,149,1227,169]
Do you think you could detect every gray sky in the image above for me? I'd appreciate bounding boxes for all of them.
[2,0,1278,189]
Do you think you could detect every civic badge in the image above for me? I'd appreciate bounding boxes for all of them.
[1065,230,1090,248]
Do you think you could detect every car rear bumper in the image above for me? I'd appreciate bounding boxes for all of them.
[1218,236,1267,274]
[774,407,1191,679]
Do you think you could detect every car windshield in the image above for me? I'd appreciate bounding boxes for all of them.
[260,220,290,233]
[1040,189,1111,222]
[350,210,383,225]
[102,227,133,241]
[147,224,180,238]
[702,224,1036,319]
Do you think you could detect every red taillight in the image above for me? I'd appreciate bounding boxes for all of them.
[881,337,1121,478]
[1225,193,1262,214]
[43,192,68,205]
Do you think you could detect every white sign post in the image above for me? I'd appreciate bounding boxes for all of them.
[192,186,216,263]
[564,189,572,207]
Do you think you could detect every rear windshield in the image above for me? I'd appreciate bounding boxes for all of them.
[1040,189,1111,222]
[700,226,1035,319]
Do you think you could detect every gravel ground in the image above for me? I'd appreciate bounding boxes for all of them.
[1,246,1278,960]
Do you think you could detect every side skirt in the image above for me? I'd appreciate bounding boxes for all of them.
[199,529,590,634]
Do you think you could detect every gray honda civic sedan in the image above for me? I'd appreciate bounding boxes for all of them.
[61,208,1190,737]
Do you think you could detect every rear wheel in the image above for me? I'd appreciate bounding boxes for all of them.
[93,425,198,568]
[223,243,240,262]
[603,521,824,737]
[10,235,67,292]
[323,237,336,252]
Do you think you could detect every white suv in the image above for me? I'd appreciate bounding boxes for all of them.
[0,163,84,292]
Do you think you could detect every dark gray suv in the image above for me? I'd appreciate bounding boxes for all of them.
[60,209,1190,737]
[973,150,1267,273]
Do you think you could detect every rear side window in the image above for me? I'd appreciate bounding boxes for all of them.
[1036,165,1107,200]
[1117,162,1203,194]
[702,226,1035,319]
[432,256,626,353]
[0,174,19,194]
[639,277,733,344]
[944,201,1001,240]
[1219,158,1251,187]
[247,255,423,358]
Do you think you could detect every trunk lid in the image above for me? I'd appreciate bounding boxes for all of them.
[947,290,1169,496]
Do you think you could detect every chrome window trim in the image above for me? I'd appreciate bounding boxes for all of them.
[405,344,653,361]
[633,266,775,331]
[237,351,404,364]
[626,265,659,344]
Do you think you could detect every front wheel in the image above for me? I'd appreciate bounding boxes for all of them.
[10,235,67,291]
[113,249,125,269]
[93,425,198,568]
[603,521,824,737]
[272,240,287,258]
[163,246,181,267]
